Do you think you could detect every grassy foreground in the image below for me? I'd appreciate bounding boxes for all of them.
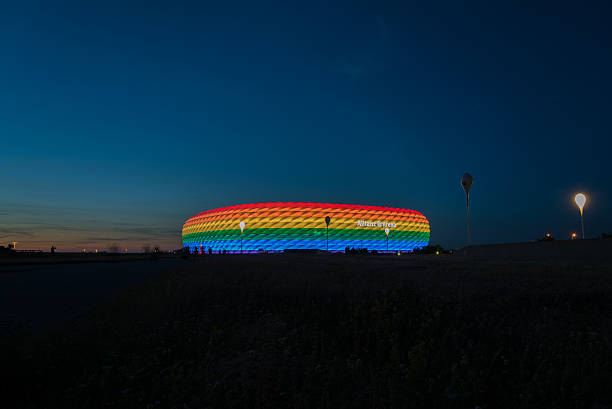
[3,254,612,408]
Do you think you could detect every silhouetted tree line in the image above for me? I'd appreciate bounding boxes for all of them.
[411,244,451,254]
[537,233,555,242]
[142,245,161,255]
[344,246,450,255]
[183,245,454,256]
[344,247,376,255]
[0,245,15,256]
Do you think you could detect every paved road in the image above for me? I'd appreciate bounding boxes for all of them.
[0,258,187,335]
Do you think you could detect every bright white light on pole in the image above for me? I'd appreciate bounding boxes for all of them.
[574,193,586,210]
[239,221,246,254]
[385,227,390,253]
[574,193,587,239]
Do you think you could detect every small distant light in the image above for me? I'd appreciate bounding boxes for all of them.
[546,233,550,238]
[396,251,400,256]
[436,251,439,255]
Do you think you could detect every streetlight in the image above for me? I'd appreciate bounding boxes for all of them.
[239,221,245,254]
[325,216,331,251]
[571,232,577,240]
[574,193,587,239]
[461,173,474,245]
[385,227,390,253]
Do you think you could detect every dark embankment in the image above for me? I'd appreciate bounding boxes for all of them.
[458,238,612,264]
[0,253,181,266]
[3,254,612,408]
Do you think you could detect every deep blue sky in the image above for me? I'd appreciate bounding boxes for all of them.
[2,1,611,250]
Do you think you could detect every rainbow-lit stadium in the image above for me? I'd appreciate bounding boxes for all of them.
[182,202,430,253]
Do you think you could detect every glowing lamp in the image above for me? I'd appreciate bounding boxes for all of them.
[239,221,246,254]
[574,193,586,211]
[574,193,587,239]
[384,227,390,253]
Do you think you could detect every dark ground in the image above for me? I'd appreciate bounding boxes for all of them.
[0,258,187,333]
[0,253,179,266]
[3,254,612,409]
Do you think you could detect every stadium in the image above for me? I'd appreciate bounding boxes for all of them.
[182,202,430,253]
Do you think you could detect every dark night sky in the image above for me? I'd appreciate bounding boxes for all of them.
[1,1,611,250]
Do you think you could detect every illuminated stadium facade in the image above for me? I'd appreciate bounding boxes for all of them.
[182,202,430,253]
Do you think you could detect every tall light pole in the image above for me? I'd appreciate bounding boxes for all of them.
[385,227,390,253]
[325,216,331,251]
[574,193,587,239]
[239,221,245,253]
[461,173,474,245]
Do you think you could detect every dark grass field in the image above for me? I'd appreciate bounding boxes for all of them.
[0,253,179,266]
[3,254,612,409]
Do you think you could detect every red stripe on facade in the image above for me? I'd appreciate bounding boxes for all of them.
[187,202,422,222]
